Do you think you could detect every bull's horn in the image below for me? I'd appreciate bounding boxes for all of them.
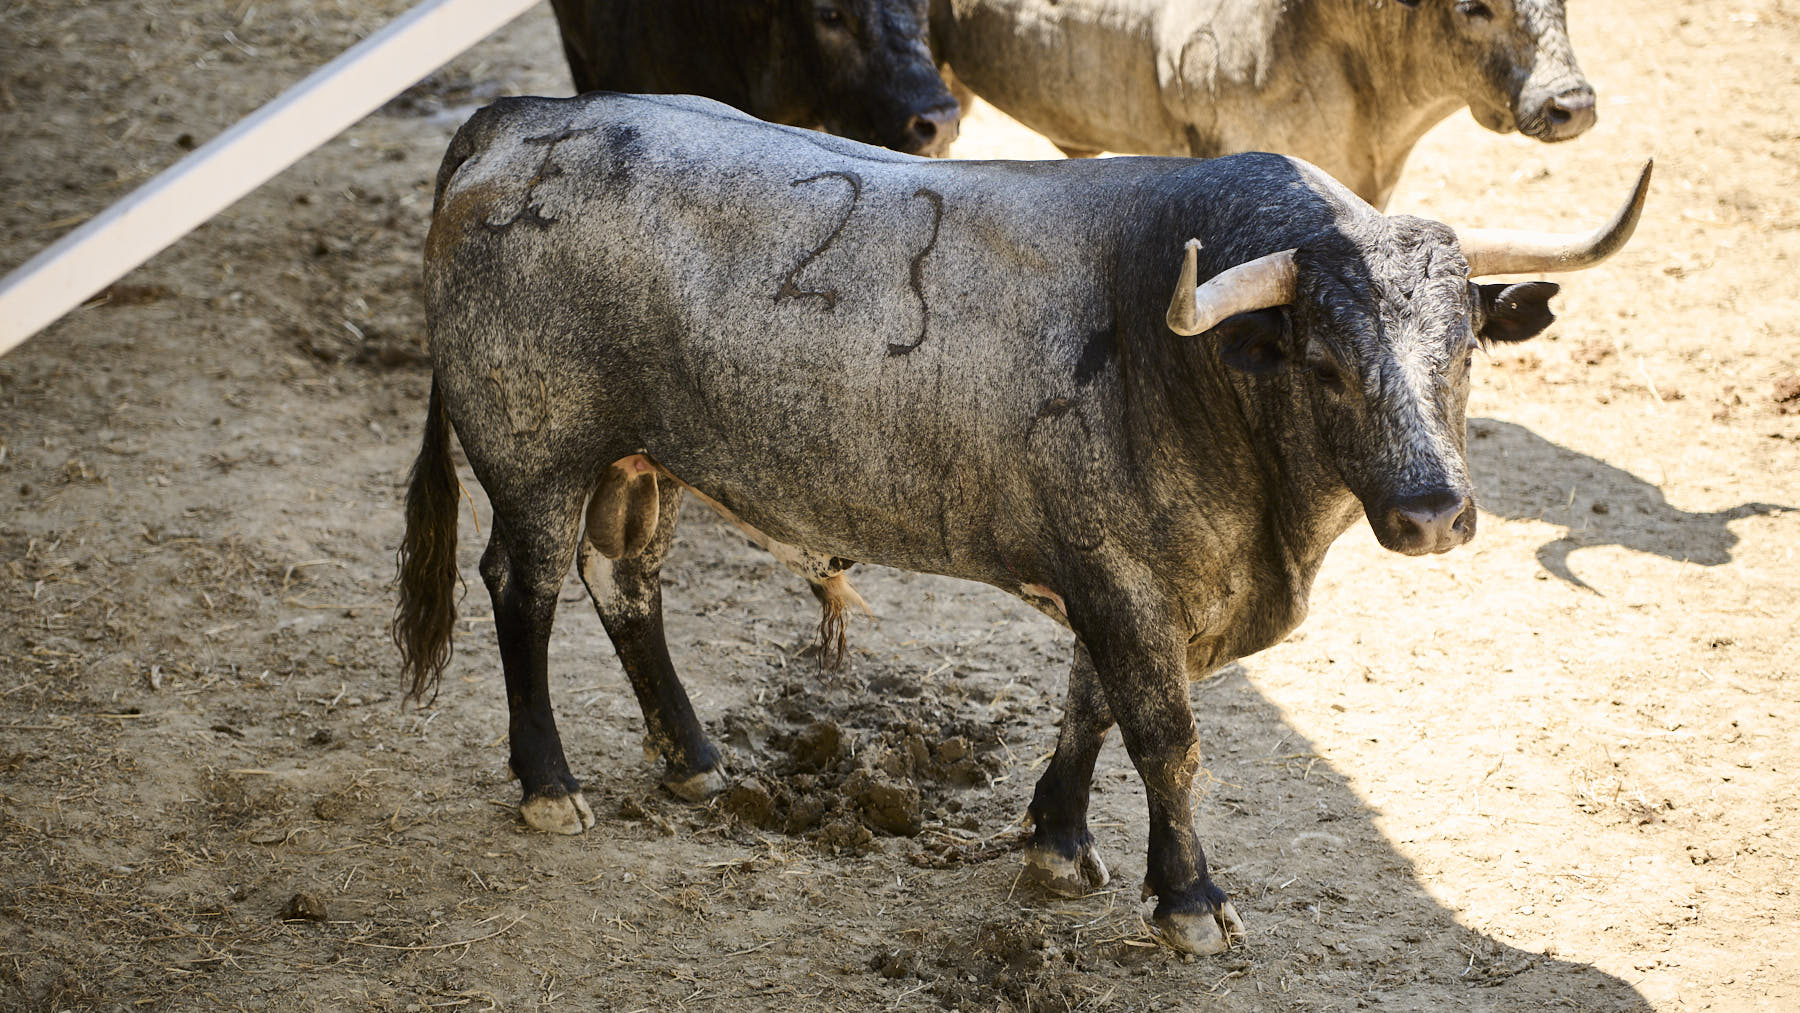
[1165,241,1298,336]
[1459,160,1653,277]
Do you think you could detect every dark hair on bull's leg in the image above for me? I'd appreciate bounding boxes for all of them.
[1023,642,1115,897]
[392,378,461,706]
[481,508,597,836]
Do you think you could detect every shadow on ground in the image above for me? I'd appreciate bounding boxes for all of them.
[572,517,1659,1011]
[863,650,1658,1012]
[1467,418,1791,589]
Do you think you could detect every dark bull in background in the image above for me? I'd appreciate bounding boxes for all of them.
[550,0,961,156]
[394,92,1648,956]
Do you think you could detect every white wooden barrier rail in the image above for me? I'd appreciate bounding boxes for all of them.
[0,0,541,358]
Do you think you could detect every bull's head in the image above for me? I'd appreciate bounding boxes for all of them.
[788,0,961,155]
[1166,162,1651,555]
[1398,0,1596,143]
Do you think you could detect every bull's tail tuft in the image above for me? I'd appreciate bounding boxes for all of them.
[811,573,872,671]
[392,378,461,705]
[817,597,849,671]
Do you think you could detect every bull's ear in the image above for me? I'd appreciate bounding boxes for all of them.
[1477,281,1560,344]
[1215,308,1288,374]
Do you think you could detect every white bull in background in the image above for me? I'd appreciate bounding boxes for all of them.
[932,0,1596,208]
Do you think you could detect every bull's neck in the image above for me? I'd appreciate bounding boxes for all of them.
[1278,0,1474,208]
[1119,341,1361,598]
[676,2,796,124]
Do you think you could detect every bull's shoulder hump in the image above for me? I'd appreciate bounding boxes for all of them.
[442,93,745,161]
[449,91,926,178]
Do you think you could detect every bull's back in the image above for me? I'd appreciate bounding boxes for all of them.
[424,93,1124,573]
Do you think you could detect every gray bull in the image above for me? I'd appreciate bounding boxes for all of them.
[931,0,1596,207]
[394,92,1647,954]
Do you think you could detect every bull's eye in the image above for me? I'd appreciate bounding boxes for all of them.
[817,5,846,28]
[1308,359,1347,393]
[1455,1,1495,19]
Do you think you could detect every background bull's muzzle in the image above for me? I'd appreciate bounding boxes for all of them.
[903,101,961,156]
[1518,82,1598,142]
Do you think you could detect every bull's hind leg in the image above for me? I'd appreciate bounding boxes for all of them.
[481,505,596,835]
[578,463,725,802]
[1023,642,1113,896]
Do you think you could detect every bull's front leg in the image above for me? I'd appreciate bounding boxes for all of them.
[1072,597,1243,956]
[1023,641,1113,895]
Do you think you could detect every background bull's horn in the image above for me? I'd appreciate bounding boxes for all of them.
[1166,242,1298,336]
[1459,160,1654,277]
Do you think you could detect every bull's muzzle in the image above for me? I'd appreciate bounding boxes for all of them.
[1521,84,1597,142]
[1374,490,1476,556]
[905,103,961,156]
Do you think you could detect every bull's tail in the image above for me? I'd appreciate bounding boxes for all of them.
[392,378,460,705]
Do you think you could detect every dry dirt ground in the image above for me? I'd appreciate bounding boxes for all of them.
[2,1,1798,1010]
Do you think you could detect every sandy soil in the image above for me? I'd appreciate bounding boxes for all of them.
[2,1,1798,1010]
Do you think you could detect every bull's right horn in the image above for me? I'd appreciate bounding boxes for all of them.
[1166,241,1298,336]
[1458,160,1653,277]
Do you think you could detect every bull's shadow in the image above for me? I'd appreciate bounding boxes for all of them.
[1174,662,1651,1011]
[1467,418,1791,589]
[653,513,1653,1011]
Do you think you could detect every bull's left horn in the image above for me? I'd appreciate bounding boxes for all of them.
[1166,241,1298,336]
[1459,160,1653,277]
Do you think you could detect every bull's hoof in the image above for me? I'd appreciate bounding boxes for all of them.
[1152,900,1244,956]
[1021,842,1110,897]
[520,791,596,835]
[662,764,728,803]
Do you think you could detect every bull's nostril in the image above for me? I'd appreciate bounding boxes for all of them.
[909,116,937,142]
[1548,105,1571,125]
[1391,511,1423,541]
[1451,502,1477,539]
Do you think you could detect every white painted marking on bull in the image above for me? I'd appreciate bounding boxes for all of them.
[0,0,539,357]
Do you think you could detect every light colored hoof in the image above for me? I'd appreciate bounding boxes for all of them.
[663,765,728,803]
[1022,843,1110,897]
[520,791,595,835]
[1153,900,1244,956]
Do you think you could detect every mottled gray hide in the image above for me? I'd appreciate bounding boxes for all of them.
[418,92,1591,953]
[931,0,1593,207]
[550,0,959,156]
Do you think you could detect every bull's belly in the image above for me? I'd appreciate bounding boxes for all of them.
[668,461,1079,635]
[650,449,1002,585]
